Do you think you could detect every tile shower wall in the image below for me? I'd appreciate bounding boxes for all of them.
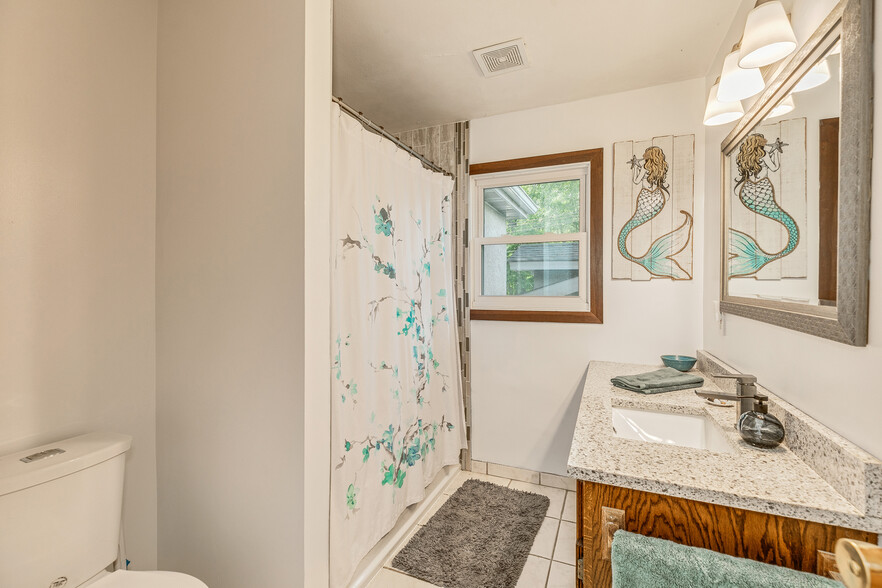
[395,122,473,467]
[396,125,457,175]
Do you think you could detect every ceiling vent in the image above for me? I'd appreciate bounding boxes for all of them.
[472,38,528,78]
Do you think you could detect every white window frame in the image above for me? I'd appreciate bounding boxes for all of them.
[470,162,591,312]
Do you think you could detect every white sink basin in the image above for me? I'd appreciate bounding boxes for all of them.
[611,406,735,454]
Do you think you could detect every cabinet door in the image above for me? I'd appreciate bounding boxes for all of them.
[578,480,876,588]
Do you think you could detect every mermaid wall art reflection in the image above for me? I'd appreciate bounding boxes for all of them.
[613,135,695,281]
[728,117,807,281]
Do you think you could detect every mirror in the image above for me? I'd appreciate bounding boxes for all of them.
[720,0,871,346]
[726,48,840,305]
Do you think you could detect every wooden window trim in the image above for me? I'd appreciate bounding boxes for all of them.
[469,149,603,324]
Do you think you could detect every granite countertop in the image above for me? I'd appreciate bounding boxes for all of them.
[566,357,882,533]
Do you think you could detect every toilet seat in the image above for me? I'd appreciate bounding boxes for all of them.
[87,570,208,587]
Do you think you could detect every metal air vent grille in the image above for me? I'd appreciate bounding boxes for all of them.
[472,39,528,77]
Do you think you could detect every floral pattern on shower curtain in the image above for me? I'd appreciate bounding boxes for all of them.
[330,103,467,588]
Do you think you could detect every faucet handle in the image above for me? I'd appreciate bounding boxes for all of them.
[714,373,758,384]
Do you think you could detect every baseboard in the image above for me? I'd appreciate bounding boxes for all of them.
[474,460,576,492]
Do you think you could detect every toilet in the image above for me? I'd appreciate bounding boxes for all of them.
[0,432,208,588]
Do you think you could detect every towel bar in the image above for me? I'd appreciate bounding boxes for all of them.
[836,539,882,588]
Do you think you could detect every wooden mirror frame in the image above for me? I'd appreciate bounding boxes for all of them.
[720,0,872,346]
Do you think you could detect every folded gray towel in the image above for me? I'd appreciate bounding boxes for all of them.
[612,530,840,588]
[611,367,703,394]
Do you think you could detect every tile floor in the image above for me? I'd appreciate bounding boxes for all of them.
[366,469,578,588]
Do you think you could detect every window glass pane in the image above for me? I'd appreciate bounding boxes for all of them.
[482,180,580,237]
[481,241,580,296]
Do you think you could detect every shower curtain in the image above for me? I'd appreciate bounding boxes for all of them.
[329,102,467,587]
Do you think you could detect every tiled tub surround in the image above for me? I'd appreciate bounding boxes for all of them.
[566,358,882,534]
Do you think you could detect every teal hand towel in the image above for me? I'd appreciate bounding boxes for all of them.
[610,367,703,394]
[611,531,840,588]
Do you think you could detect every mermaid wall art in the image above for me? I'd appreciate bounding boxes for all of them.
[612,135,695,280]
[728,118,807,280]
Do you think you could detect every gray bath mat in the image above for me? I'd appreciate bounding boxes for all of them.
[392,478,550,588]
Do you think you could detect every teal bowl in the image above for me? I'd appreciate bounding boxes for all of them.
[661,355,697,372]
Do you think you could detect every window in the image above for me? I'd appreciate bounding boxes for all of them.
[469,149,603,323]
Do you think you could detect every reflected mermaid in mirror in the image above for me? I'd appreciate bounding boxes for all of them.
[617,146,693,279]
[729,133,800,277]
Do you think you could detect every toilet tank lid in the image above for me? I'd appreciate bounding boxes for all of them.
[90,570,209,588]
[0,432,132,497]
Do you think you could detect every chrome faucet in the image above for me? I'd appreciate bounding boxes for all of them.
[695,374,769,429]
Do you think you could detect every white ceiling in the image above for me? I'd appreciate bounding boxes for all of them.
[333,0,743,132]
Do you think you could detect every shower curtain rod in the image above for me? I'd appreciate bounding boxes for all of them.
[332,96,454,178]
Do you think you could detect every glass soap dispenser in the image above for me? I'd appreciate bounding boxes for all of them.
[737,395,785,448]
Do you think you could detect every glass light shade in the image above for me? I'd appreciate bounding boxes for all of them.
[792,59,831,93]
[717,50,765,102]
[738,1,798,69]
[767,94,795,118]
[704,83,744,126]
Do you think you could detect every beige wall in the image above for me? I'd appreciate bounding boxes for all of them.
[156,0,331,585]
[0,0,159,569]
[0,1,332,582]
[302,0,333,582]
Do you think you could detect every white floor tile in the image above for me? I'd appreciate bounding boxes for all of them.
[562,491,576,523]
[552,520,577,565]
[539,472,577,492]
[509,480,567,519]
[470,459,487,474]
[417,493,449,525]
[546,561,576,588]
[529,517,559,559]
[443,469,511,495]
[515,554,551,588]
[368,568,439,587]
[487,462,541,484]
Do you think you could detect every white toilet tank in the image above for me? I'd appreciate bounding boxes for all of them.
[0,432,132,588]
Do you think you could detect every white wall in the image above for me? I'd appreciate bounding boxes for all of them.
[469,79,706,475]
[156,0,331,586]
[703,0,882,460]
[0,0,159,569]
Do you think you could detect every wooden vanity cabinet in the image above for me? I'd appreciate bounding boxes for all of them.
[575,480,878,588]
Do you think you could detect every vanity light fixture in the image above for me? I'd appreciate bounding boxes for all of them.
[704,77,745,126]
[767,94,795,118]
[717,45,765,102]
[738,0,798,69]
[792,58,831,92]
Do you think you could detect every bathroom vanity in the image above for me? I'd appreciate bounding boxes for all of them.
[567,353,882,588]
